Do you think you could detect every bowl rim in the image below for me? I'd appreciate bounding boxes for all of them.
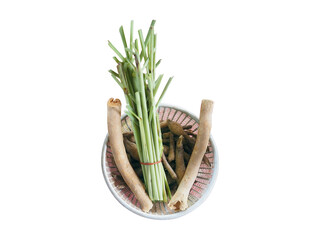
[101,104,219,220]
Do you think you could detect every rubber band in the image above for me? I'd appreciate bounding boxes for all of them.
[140,159,162,165]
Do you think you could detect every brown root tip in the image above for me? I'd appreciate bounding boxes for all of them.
[173,201,181,210]
[168,199,188,211]
[108,98,121,106]
[177,135,184,147]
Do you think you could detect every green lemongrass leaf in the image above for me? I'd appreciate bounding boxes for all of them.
[162,173,167,202]
[130,117,140,128]
[133,47,141,71]
[149,29,154,75]
[118,64,131,96]
[146,78,154,95]
[153,74,164,95]
[164,176,171,199]
[148,101,154,124]
[138,30,147,61]
[134,39,139,55]
[108,41,125,61]
[119,26,130,59]
[156,77,173,108]
[125,47,135,56]
[126,104,136,115]
[123,63,135,96]
[110,74,123,88]
[158,134,163,157]
[146,89,154,125]
[130,20,134,51]
[113,56,120,64]
[125,106,140,120]
[124,110,133,119]
[120,51,135,69]
[117,63,126,87]
[125,110,140,121]
[155,59,161,68]
[153,34,157,78]
[142,58,149,70]
[154,34,157,50]
[125,58,135,69]
[144,20,156,46]
[108,70,119,78]
[127,93,136,104]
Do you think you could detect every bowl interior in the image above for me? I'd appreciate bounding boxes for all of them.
[102,105,218,219]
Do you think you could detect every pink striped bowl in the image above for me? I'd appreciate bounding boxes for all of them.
[101,105,219,219]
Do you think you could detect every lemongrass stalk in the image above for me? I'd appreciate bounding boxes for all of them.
[108,41,125,61]
[154,74,163,96]
[135,92,153,197]
[136,55,160,200]
[113,56,120,64]
[130,20,134,52]
[109,70,119,78]
[156,77,173,108]
[119,26,130,60]
[138,30,147,61]
[110,74,123,88]
[144,20,156,46]
[149,29,165,201]
[155,59,161,67]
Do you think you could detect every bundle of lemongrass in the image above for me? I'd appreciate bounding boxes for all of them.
[107,20,214,213]
[108,20,173,202]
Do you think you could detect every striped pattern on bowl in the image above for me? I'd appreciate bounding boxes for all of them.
[102,105,218,219]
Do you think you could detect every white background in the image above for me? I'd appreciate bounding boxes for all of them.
[0,0,319,239]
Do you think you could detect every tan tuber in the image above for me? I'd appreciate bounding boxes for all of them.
[107,98,153,212]
[168,100,214,211]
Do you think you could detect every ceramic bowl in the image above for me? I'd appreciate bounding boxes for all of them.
[101,105,218,219]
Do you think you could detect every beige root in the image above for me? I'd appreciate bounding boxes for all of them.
[168,100,213,211]
[107,98,152,212]
[123,137,140,161]
[162,132,171,139]
[161,153,177,181]
[123,131,134,138]
[128,135,136,143]
[167,120,211,167]
[183,152,190,162]
[175,135,186,184]
[163,145,169,155]
[123,132,136,143]
[168,133,175,161]
[160,120,168,128]
[160,120,191,133]
[162,138,170,144]
[167,120,195,147]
